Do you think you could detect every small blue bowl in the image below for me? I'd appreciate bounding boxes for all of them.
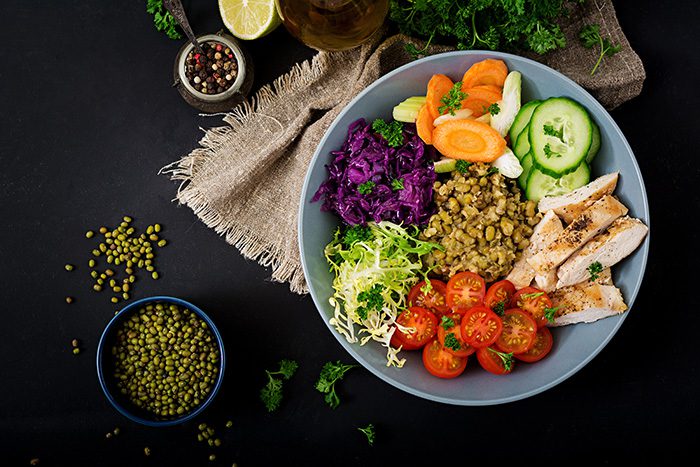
[96,296,226,427]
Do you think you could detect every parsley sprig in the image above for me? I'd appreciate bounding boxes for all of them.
[315,361,358,409]
[579,23,622,75]
[371,119,404,147]
[587,261,604,281]
[438,82,468,116]
[455,160,472,174]
[358,424,376,446]
[342,225,373,248]
[260,359,298,412]
[357,284,385,320]
[146,0,182,40]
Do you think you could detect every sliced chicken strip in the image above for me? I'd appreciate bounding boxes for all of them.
[527,195,628,275]
[556,216,648,288]
[505,210,563,289]
[548,278,627,327]
[538,172,619,224]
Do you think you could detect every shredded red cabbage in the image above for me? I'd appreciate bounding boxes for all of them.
[311,119,436,226]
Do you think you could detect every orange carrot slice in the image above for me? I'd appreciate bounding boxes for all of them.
[461,85,503,117]
[426,74,455,120]
[461,59,508,89]
[432,119,506,162]
[416,103,433,145]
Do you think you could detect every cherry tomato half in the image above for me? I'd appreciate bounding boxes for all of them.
[393,306,438,350]
[422,338,468,379]
[510,286,554,328]
[437,313,475,358]
[484,280,516,312]
[495,308,538,354]
[407,279,450,317]
[476,347,514,375]
[446,272,486,312]
[459,305,503,348]
[515,326,554,363]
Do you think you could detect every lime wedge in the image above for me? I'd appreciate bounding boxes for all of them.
[218,0,281,40]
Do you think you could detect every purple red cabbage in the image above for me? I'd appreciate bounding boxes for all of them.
[311,119,437,226]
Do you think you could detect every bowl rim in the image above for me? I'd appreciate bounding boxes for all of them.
[96,295,226,426]
[298,49,650,406]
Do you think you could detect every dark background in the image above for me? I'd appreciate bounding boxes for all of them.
[1,1,698,465]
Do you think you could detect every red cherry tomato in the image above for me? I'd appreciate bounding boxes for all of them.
[407,279,450,317]
[515,326,554,363]
[393,306,438,350]
[422,338,468,379]
[459,305,503,348]
[446,272,486,312]
[495,308,538,354]
[484,280,516,312]
[476,347,514,375]
[437,313,475,358]
[510,286,554,328]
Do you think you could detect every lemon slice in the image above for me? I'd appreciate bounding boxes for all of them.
[219,0,282,40]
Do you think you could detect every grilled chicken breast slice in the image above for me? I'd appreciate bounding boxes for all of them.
[506,210,563,289]
[527,195,628,275]
[538,172,619,224]
[548,277,627,327]
[556,216,648,288]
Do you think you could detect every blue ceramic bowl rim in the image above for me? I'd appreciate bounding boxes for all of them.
[96,296,226,426]
[298,50,650,405]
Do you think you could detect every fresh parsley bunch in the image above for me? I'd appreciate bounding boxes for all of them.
[146,0,183,40]
[389,0,585,57]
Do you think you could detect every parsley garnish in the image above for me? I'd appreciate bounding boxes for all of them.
[315,361,358,409]
[440,315,456,331]
[438,81,468,116]
[391,178,404,191]
[544,306,560,323]
[587,261,604,281]
[371,119,404,147]
[487,103,501,116]
[443,332,462,352]
[357,284,384,320]
[419,280,433,295]
[492,300,506,316]
[455,160,472,174]
[358,424,376,446]
[543,143,561,159]
[579,23,622,76]
[342,225,372,248]
[358,181,376,195]
[146,0,183,40]
[260,359,298,412]
[487,166,499,175]
[488,348,514,372]
[543,124,564,140]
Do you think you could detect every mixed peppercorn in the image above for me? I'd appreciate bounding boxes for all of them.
[185,41,238,95]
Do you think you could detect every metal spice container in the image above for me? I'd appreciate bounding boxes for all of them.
[173,32,254,112]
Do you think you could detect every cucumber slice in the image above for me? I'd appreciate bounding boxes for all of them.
[585,118,601,164]
[525,162,591,202]
[433,158,457,173]
[529,97,592,177]
[490,71,521,137]
[508,100,541,144]
[518,152,533,190]
[392,96,427,123]
[513,124,531,160]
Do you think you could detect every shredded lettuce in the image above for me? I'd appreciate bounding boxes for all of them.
[325,221,441,367]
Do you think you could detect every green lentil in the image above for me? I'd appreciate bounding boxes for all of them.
[209,455,216,462]
[93,284,102,292]
[111,297,119,303]
[123,216,132,223]
[64,264,74,271]
[225,420,233,428]
[72,348,80,355]
[113,427,120,436]
[71,339,79,347]
[152,272,159,280]
[157,240,167,248]
[65,296,74,304]
[88,259,96,268]
[144,447,151,457]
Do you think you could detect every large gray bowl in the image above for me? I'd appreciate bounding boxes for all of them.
[298,51,649,405]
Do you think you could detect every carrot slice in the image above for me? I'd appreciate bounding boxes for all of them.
[461,59,508,89]
[416,103,433,145]
[461,85,503,117]
[426,74,455,120]
[432,119,506,162]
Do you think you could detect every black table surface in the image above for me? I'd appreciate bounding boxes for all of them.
[2,1,698,465]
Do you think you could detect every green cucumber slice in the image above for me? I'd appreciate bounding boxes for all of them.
[525,162,591,202]
[513,124,531,160]
[508,100,541,144]
[518,152,533,190]
[585,118,601,164]
[529,97,592,177]
[433,158,457,173]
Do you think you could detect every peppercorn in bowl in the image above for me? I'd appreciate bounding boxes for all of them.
[96,296,225,426]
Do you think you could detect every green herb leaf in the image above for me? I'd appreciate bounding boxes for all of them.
[315,361,358,409]
[487,166,499,175]
[440,315,456,331]
[587,261,603,281]
[358,181,376,195]
[488,103,501,116]
[579,23,622,75]
[488,348,514,372]
[358,424,376,446]
[357,284,385,320]
[543,124,563,140]
[342,225,373,248]
[260,359,298,412]
[455,160,472,174]
[391,178,405,191]
[492,300,506,316]
[543,143,560,159]
[443,332,462,352]
[544,306,560,323]
[438,81,468,116]
[371,119,404,147]
[146,0,182,40]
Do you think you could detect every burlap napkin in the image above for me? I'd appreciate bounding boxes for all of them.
[163,0,644,294]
